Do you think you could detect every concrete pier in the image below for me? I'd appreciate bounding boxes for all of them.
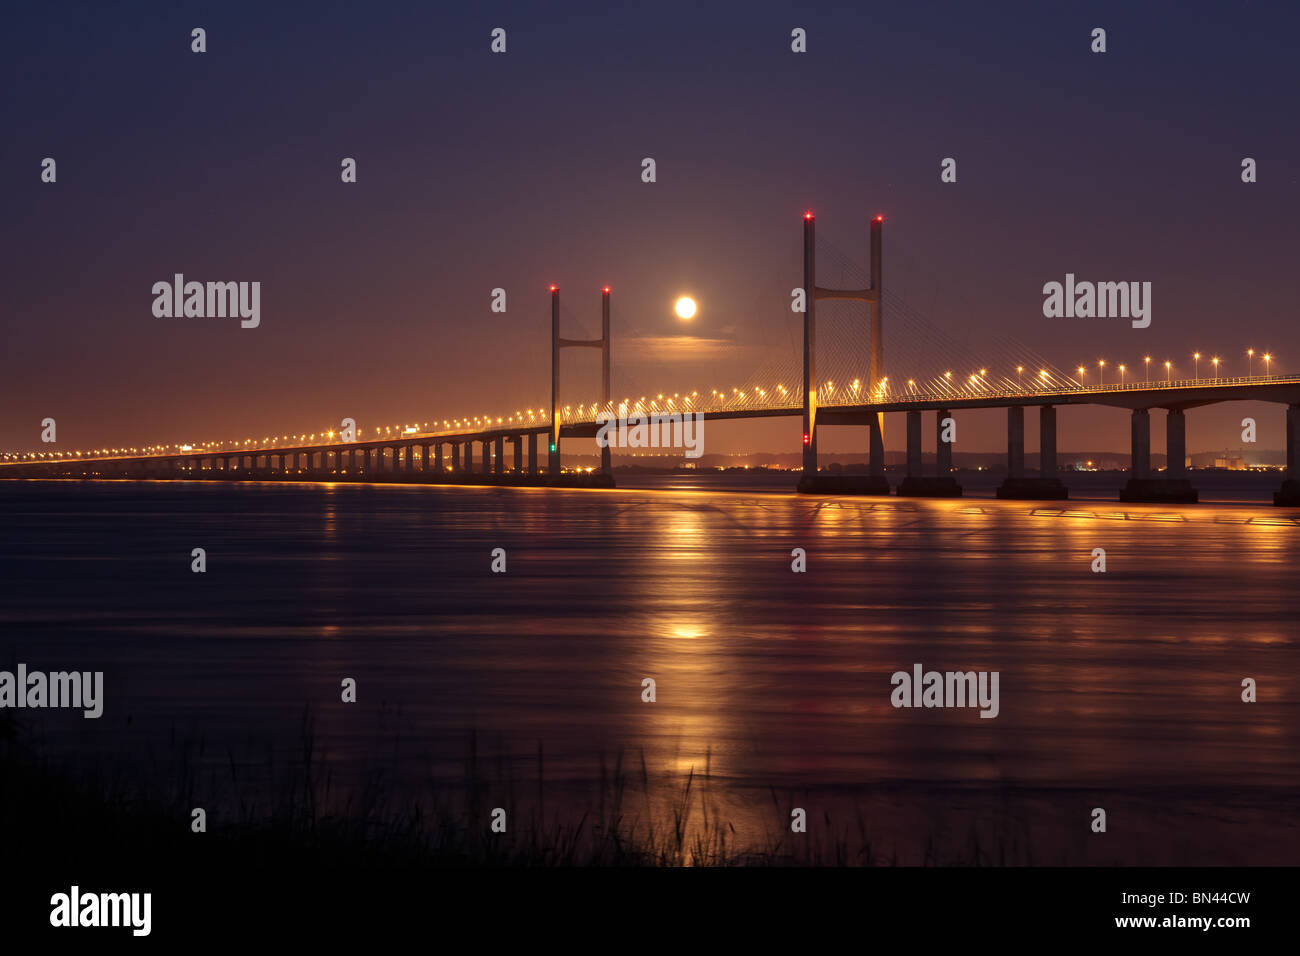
[513,436,523,473]
[528,433,538,475]
[1121,407,1197,502]
[936,409,952,475]
[495,436,504,475]
[869,414,885,477]
[1007,406,1024,478]
[997,404,1067,499]
[899,409,961,496]
[1275,403,1300,505]
[1166,409,1187,478]
[906,410,922,478]
[796,409,890,494]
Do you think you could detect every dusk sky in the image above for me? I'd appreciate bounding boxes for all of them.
[6,1,1298,456]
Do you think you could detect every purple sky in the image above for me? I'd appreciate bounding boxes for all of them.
[4,1,1298,457]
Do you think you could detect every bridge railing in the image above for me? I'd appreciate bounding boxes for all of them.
[5,375,1297,467]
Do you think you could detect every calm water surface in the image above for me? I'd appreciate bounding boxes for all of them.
[2,476,1297,863]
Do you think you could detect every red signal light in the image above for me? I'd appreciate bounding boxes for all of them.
[874,215,884,222]
[804,211,814,220]
[602,286,610,293]
[803,433,810,445]
[548,285,558,292]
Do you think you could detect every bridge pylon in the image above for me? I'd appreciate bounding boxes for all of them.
[799,211,887,492]
[550,286,612,477]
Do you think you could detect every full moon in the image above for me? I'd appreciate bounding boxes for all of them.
[674,296,697,319]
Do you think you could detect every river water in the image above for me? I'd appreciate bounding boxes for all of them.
[2,476,1296,864]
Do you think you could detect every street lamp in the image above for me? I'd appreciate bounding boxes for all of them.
[1212,356,1220,380]
[1165,360,1172,382]
[1098,359,1106,386]
[1119,364,1126,386]
[1077,366,1086,386]
[1144,356,1151,381]
[1264,353,1272,377]
[1247,348,1254,377]
[1193,352,1200,378]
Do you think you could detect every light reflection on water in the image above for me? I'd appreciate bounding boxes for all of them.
[1,478,1297,863]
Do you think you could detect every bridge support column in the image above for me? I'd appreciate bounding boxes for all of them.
[549,286,561,477]
[464,442,473,474]
[1273,403,1300,505]
[528,433,538,475]
[997,406,1067,499]
[1040,406,1057,479]
[495,436,504,475]
[451,443,461,472]
[420,444,429,473]
[801,214,817,480]
[405,445,414,471]
[513,437,523,473]
[1006,406,1024,478]
[906,410,922,477]
[899,409,961,496]
[936,410,952,476]
[1132,409,1150,479]
[1166,409,1187,478]
[869,414,886,478]
[434,444,443,475]
[1121,408,1196,502]
[482,440,492,475]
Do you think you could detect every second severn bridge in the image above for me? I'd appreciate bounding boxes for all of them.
[4,213,1299,506]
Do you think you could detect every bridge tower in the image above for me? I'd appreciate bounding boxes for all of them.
[550,286,612,477]
[801,212,884,479]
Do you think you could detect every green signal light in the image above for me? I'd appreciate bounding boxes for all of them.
[549,443,557,453]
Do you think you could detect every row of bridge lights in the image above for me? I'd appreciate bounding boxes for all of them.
[1071,350,1274,387]
[675,348,1283,411]
[2,348,1282,462]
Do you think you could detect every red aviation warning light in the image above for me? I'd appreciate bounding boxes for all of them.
[602,286,610,293]
[803,211,814,220]
[548,285,558,292]
[803,433,811,445]
[874,215,884,222]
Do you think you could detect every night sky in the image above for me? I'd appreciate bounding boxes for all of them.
[5,1,1298,456]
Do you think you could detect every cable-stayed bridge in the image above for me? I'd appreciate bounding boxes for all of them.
[4,212,1298,505]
